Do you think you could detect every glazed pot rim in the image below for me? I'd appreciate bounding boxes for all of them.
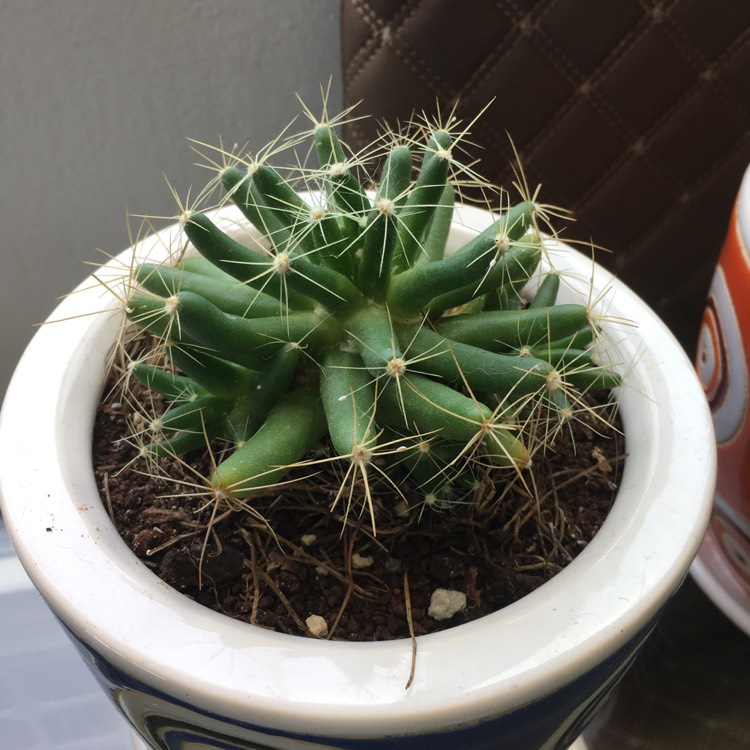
[0,203,716,736]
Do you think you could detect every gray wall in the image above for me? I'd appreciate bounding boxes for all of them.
[0,0,342,399]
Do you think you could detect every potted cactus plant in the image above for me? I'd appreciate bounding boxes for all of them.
[119,118,619,550]
[0,104,715,750]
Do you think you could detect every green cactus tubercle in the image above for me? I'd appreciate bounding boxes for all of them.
[126,117,620,522]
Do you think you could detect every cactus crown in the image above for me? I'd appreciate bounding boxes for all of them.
[123,104,621,533]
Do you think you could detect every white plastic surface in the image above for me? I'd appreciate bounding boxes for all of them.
[0,520,133,750]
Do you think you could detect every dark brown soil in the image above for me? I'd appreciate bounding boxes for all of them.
[93,377,623,642]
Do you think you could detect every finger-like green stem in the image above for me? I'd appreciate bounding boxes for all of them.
[394,322,553,400]
[168,345,257,399]
[528,273,560,309]
[212,387,327,498]
[418,182,454,266]
[436,304,589,353]
[131,363,207,401]
[227,344,301,443]
[320,349,377,456]
[158,395,230,434]
[314,124,366,242]
[222,166,291,250]
[425,227,540,316]
[183,212,311,309]
[356,146,412,300]
[386,233,501,317]
[176,292,342,368]
[393,129,452,270]
[136,263,285,318]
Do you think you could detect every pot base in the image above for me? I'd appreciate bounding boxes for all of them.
[128,729,591,749]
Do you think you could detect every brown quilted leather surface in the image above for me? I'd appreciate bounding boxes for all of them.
[341,0,750,350]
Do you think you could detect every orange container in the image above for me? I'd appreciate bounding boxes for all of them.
[693,164,750,634]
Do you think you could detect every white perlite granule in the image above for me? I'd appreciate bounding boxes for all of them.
[305,614,328,637]
[351,552,374,569]
[428,588,467,621]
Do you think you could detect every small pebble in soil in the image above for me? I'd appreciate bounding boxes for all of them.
[428,588,467,621]
[306,614,329,637]
[352,553,374,569]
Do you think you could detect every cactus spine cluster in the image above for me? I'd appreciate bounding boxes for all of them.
[125,107,620,529]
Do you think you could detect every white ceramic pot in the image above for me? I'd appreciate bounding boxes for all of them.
[0,204,716,750]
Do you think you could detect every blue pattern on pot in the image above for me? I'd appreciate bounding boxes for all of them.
[65,621,653,750]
